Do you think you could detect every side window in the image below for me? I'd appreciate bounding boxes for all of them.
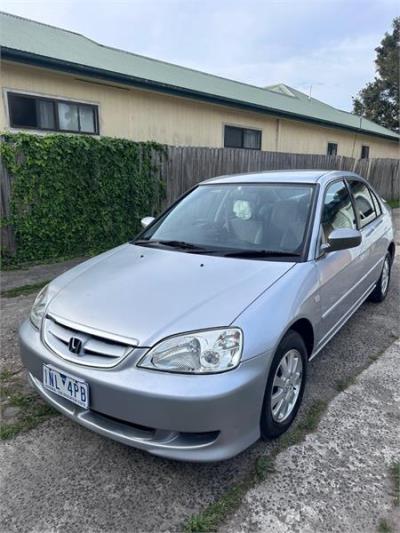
[321,180,356,241]
[348,180,377,228]
[370,189,382,216]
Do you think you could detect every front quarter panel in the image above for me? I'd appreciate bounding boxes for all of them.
[233,262,320,360]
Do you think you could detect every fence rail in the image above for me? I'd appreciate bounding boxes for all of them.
[160,147,399,205]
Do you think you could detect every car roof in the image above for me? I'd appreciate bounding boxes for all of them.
[201,169,359,185]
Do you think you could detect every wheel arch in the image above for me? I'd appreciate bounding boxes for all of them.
[286,317,315,359]
[388,241,395,264]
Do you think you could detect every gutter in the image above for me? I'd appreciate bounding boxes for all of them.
[2,47,399,143]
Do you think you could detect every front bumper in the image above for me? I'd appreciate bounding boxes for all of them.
[19,319,270,461]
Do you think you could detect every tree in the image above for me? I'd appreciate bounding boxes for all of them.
[353,17,399,133]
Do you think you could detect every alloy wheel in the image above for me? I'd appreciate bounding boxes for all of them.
[381,257,390,295]
[271,349,303,423]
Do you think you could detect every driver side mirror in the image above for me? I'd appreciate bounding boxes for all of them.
[321,228,362,254]
[141,216,155,229]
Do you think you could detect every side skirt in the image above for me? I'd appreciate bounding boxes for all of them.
[309,281,376,361]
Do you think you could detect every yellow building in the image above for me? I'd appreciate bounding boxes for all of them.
[1,12,399,159]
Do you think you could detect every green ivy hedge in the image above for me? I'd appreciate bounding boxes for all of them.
[1,133,166,265]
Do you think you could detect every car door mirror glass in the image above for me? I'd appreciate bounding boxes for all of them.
[323,228,362,253]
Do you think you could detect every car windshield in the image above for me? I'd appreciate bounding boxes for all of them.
[136,183,315,258]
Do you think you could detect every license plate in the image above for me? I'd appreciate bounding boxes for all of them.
[42,364,89,408]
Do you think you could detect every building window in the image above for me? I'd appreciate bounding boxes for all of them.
[361,145,369,159]
[8,93,99,134]
[327,142,338,156]
[224,125,262,150]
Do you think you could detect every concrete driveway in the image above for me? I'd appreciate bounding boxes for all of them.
[1,211,399,532]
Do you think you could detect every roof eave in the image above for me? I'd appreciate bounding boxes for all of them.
[2,47,399,143]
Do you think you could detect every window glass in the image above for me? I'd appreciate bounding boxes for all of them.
[224,125,261,150]
[8,93,99,134]
[58,102,79,131]
[38,100,55,129]
[224,126,242,148]
[327,142,338,156]
[79,105,96,133]
[321,180,356,241]
[370,190,382,216]
[243,129,261,149]
[348,180,377,228]
[9,94,37,127]
[361,145,370,159]
[141,184,314,256]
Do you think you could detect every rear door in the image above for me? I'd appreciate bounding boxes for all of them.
[315,179,364,347]
[347,179,386,293]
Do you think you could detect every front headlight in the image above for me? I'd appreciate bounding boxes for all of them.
[138,328,243,374]
[30,284,50,329]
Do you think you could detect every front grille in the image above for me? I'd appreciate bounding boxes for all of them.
[43,314,135,367]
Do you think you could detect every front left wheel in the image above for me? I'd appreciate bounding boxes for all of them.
[260,330,307,439]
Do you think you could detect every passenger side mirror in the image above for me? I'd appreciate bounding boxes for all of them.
[322,228,362,254]
[141,216,155,229]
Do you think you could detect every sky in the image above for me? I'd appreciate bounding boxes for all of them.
[1,0,398,111]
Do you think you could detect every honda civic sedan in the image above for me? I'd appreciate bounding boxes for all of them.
[19,170,395,461]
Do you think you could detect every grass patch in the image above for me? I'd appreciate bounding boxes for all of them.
[0,369,18,382]
[1,379,59,440]
[254,455,275,481]
[0,367,24,382]
[184,483,249,533]
[0,401,58,440]
[183,399,328,533]
[387,199,400,209]
[275,399,328,452]
[335,376,356,392]
[391,462,400,506]
[378,518,392,532]
[1,280,50,298]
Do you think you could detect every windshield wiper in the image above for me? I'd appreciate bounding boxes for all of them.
[222,249,301,258]
[134,239,214,253]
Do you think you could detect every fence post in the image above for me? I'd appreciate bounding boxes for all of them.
[0,155,17,258]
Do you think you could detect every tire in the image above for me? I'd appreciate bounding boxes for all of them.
[368,252,392,303]
[260,330,307,439]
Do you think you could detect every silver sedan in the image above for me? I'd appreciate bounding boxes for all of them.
[19,170,395,461]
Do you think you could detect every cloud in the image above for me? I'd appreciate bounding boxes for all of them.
[1,0,398,111]
[210,33,381,110]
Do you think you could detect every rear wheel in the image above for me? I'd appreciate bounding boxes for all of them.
[260,330,307,439]
[369,252,392,303]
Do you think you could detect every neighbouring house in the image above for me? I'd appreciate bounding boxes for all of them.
[0,11,399,158]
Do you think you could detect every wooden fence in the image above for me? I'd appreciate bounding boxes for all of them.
[159,147,400,206]
[1,146,399,258]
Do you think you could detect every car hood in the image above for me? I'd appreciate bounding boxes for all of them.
[48,244,294,347]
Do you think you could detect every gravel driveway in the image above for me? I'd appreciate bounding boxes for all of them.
[1,211,399,533]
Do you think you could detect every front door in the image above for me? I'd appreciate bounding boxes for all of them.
[315,179,364,349]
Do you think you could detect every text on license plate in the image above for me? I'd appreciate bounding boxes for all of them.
[42,364,89,408]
